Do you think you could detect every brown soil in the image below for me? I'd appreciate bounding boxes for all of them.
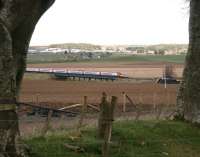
[19,62,181,136]
[20,79,179,106]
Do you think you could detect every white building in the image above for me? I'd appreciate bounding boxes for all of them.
[146,50,155,55]
[41,48,65,53]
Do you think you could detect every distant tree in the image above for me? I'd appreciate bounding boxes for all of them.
[154,49,165,55]
[88,52,93,59]
[0,0,55,156]
[164,65,175,77]
[158,49,165,55]
[177,0,200,123]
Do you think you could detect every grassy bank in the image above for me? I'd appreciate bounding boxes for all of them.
[25,120,200,157]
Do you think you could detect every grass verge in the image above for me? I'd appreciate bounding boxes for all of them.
[24,120,200,157]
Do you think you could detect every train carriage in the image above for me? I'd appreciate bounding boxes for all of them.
[26,68,126,80]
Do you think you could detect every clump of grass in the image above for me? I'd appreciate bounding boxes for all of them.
[24,73,52,80]
[24,120,200,157]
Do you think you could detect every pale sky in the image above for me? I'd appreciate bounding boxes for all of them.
[30,0,189,46]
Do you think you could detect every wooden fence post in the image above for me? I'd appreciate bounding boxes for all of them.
[77,96,87,131]
[107,96,117,142]
[126,94,137,109]
[122,92,126,112]
[98,92,117,157]
[42,109,53,136]
[98,92,108,138]
[102,96,117,157]
[153,93,157,114]
[125,94,140,120]
[134,94,142,121]
[36,93,39,105]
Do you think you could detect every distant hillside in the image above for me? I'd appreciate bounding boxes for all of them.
[49,43,101,50]
[29,46,48,51]
[146,44,188,51]
[29,43,188,54]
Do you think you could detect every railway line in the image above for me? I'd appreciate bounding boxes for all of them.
[26,68,128,81]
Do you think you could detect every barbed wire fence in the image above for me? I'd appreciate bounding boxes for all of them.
[8,90,186,157]
[17,90,179,136]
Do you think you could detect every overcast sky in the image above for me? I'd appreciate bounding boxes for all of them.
[30,0,189,46]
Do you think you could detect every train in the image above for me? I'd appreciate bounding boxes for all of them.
[26,68,127,80]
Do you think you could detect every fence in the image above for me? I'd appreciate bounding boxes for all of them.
[13,91,183,157]
[18,91,178,136]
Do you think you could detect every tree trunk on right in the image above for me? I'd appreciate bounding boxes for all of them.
[177,0,200,123]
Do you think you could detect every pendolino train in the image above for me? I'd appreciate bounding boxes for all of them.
[26,68,127,81]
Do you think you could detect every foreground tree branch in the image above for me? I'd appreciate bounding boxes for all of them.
[177,0,200,123]
[0,0,55,156]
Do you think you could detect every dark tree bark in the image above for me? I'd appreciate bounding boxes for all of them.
[177,0,200,123]
[0,0,55,156]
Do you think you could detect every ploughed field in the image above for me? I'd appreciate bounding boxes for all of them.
[20,62,181,108]
[19,61,182,136]
[20,79,179,107]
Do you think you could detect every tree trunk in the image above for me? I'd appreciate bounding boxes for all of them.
[177,0,200,123]
[0,1,55,156]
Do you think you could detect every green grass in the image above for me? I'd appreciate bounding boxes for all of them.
[103,54,186,63]
[27,53,186,64]
[23,73,52,80]
[25,120,200,157]
[27,53,69,64]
